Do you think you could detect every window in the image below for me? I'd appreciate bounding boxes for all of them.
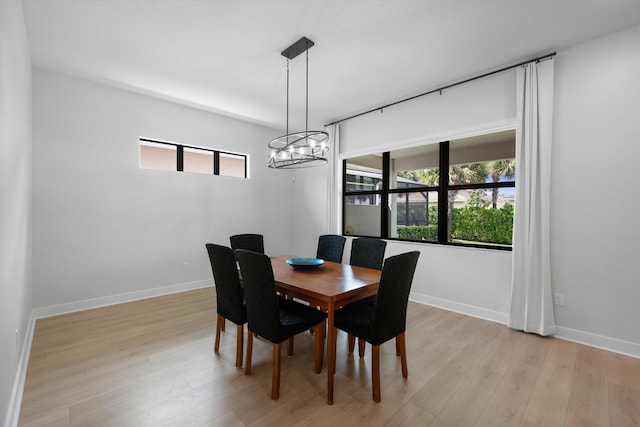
[139,141,176,171]
[343,130,515,249]
[139,138,248,178]
[183,147,214,174]
[219,152,247,178]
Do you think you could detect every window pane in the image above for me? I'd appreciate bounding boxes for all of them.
[449,130,515,185]
[345,155,383,192]
[220,153,246,178]
[344,195,381,236]
[391,191,438,241]
[390,144,439,189]
[184,147,213,174]
[140,142,176,171]
[448,188,515,246]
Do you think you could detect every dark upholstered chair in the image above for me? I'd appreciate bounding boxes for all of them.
[316,234,346,263]
[348,237,387,355]
[205,243,246,368]
[230,233,264,254]
[350,237,387,270]
[334,251,420,402]
[235,249,327,400]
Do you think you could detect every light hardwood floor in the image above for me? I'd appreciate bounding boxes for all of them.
[19,287,640,426]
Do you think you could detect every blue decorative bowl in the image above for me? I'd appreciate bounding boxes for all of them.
[286,258,325,271]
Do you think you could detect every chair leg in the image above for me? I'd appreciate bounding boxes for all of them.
[287,336,294,356]
[398,332,408,378]
[358,338,366,358]
[214,314,223,353]
[221,317,226,331]
[245,331,253,375]
[272,343,281,400]
[314,323,324,374]
[235,324,244,368]
[372,345,381,402]
[396,336,401,356]
[348,334,355,353]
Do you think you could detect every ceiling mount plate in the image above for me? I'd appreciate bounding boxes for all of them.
[281,37,314,60]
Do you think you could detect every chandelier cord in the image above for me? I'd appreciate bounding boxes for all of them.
[286,59,290,136]
[306,48,309,134]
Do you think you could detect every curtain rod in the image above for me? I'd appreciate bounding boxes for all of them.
[324,52,556,127]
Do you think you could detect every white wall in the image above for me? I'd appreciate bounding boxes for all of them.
[292,25,640,356]
[32,69,293,310]
[340,71,517,155]
[0,1,33,425]
[551,24,640,352]
[290,163,327,257]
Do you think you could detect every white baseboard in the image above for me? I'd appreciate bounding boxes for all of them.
[32,280,213,319]
[410,291,509,325]
[409,291,639,359]
[4,314,35,427]
[555,326,640,359]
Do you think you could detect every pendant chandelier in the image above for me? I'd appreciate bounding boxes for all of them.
[268,37,329,169]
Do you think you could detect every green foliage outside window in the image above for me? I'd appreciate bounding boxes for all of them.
[397,203,514,245]
[396,225,439,241]
[452,203,514,245]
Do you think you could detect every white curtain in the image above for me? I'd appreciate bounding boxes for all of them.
[325,124,341,233]
[509,59,557,336]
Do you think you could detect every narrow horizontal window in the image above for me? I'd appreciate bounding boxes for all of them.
[139,138,248,179]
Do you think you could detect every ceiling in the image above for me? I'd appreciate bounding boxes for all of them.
[21,0,640,132]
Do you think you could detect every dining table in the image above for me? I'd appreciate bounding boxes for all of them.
[270,255,382,405]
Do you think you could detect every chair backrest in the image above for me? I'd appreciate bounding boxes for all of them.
[234,249,280,340]
[350,237,387,270]
[230,234,265,254]
[372,251,420,343]
[205,243,245,325]
[316,234,346,263]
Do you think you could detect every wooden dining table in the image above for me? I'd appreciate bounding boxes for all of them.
[270,255,382,405]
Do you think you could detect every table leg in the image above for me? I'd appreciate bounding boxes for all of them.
[327,301,335,405]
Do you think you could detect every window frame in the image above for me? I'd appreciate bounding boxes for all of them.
[342,139,515,251]
[139,137,248,178]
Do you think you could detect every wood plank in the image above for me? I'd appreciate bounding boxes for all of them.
[608,383,640,426]
[385,401,434,426]
[427,326,526,425]
[607,351,640,391]
[474,333,551,426]
[409,317,499,415]
[521,338,577,426]
[565,346,610,427]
